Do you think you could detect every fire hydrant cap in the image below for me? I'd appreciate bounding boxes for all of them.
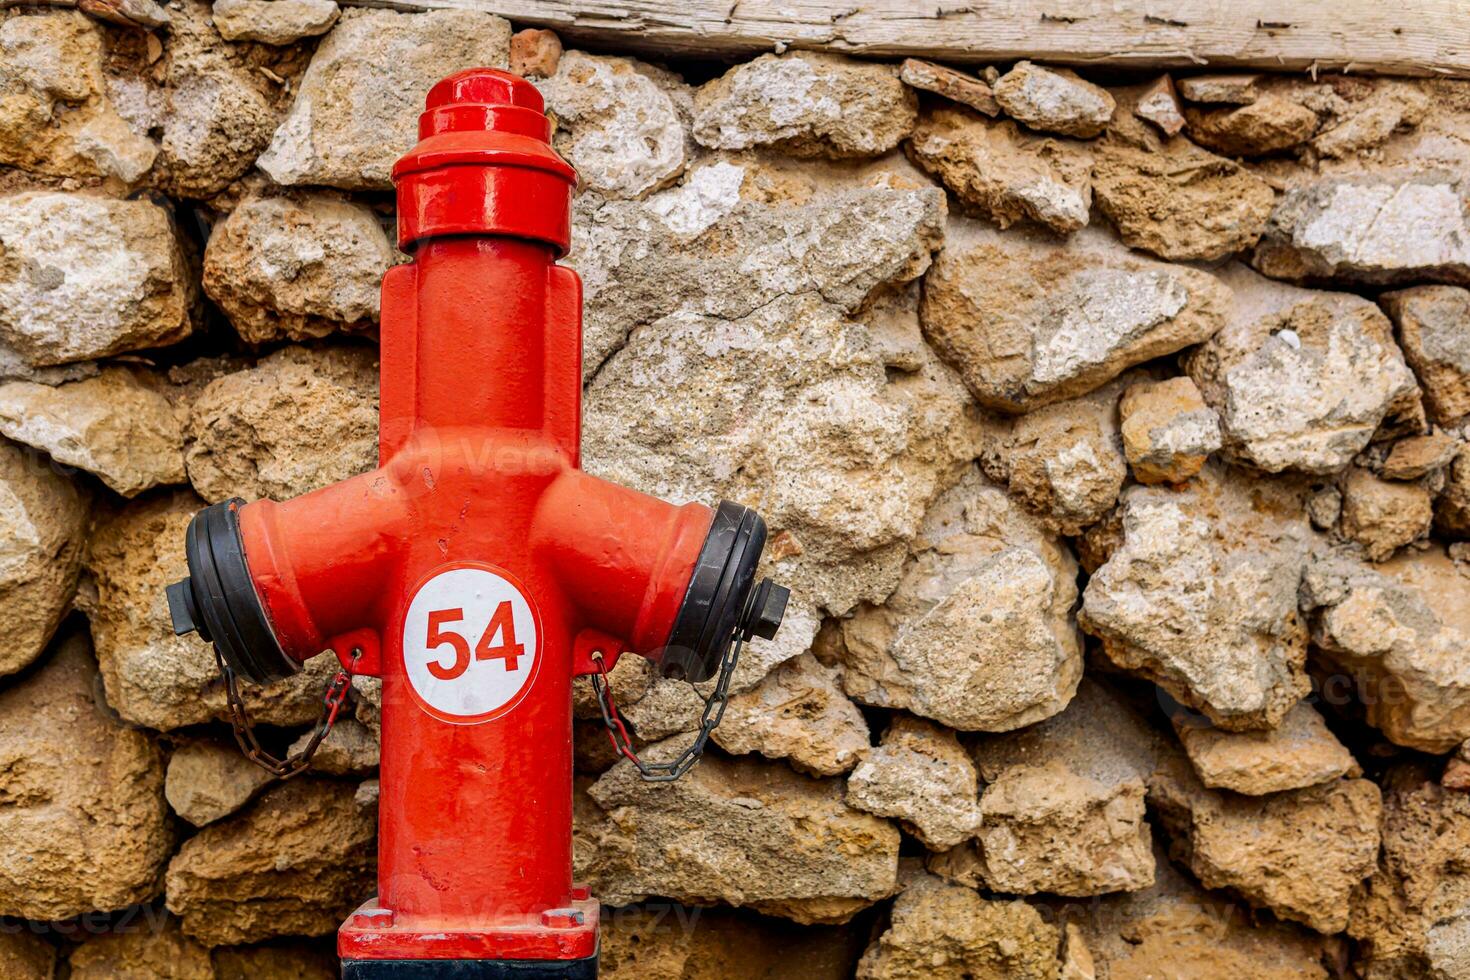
[392,67,576,253]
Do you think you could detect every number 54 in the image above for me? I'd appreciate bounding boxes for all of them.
[424,605,524,680]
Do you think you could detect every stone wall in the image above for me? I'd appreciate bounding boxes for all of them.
[1,4,1469,977]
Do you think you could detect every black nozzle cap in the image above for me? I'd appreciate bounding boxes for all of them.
[659,500,788,683]
[169,498,298,685]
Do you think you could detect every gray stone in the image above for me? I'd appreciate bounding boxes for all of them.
[992,61,1115,138]
[711,653,870,777]
[1382,286,1470,425]
[846,717,982,851]
[211,0,339,44]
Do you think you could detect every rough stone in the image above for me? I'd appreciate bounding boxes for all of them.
[1150,758,1381,934]
[976,379,1128,534]
[1186,264,1419,475]
[1092,136,1276,261]
[1380,429,1458,480]
[211,0,339,44]
[0,367,186,496]
[1340,466,1433,561]
[921,219,1229,412]
[68,918,213,980]
[538,51,690,200]
[846,716,982,850]
[1183,96,1320,156]
[840,467,1081,732]
[1350,769,1470,979]
[166,779,376,946]
[1119,376,1221,485]
[599,904,858,980]
[0,192,192,367]
[203,193,393,344]
[582,746,900,924]
[1134,74,1185,136]
[211,943,336,979]
[906,107,1092,234]
[1178,74,1261,105]
[184,345,378,503]
[692,51,916,158]
[1302,549,1470,752]
[992,60,1114,138]
[0,12,157,183]
[0,439,88,677]
[968,679,1160,897]
[165,739,274,827]
[855,873,1060,980]
[286,717,379,775]
[1382,286,1470,425]
[1081,464,1315,731]
[898,58,998,116]
[0,631,171,920]
[570,156,945,379]
[0,933,55,980]
[1252,172,1470,286]
[1306,79,1431,161]
[509,27,562,79]
[1174,701,1358,795]
[84,489,347,730]
[711,653,870,777]
[258,9,512,189]
[1439,441,1470,539]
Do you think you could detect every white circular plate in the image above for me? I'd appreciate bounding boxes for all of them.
[401,563,542,724]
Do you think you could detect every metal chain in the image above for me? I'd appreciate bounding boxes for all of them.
[216,645,358,779]
[588,628,744,782]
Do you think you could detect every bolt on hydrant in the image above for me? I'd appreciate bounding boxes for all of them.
[164,68,788,979]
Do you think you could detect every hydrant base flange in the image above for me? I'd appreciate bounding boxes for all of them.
[338,895,599,965]
[341,955,597,979]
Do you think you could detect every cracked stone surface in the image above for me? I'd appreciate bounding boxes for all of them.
[1339,466,1433,561]
[692,51,916,158]
[1174,701,1358,796]
[1183,96,1320,156]
[840,467,1081,732]
[846,716,982,851]
[922,219,1229,413]
[1081,464,1315,731]
[1186,264,1419,475]
[1382,285,1470,425]
[992,61,1115,138]
[1119,376,1221,485]
[165,739,274,827]
[211,0,339,44]
[711,653,870,777]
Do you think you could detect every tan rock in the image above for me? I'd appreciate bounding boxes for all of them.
[68,918,212,980]
[165,739,273,827]
[0,631,171,920]
[1184,97,1320,157]
[211,0,339,45]
[1080,464,1315,731]
[1119,376,1220,484]
[286,717,379,775]
[211,942,337,979]
[1093,137,1275,261]
[711,653,870,776]
[0,12,157,183]
[921,220,1229,413]
[1438,441,1470,538]
[906,107,1092,234]
[899,58,999,116]
[992,61,1114,138]
[1252,172,1470,286]
[84,489,347,730]
[1150,758,1381,933]
[1351,769,1470,978]
[583,745,899,924]
[203,193,393,344]
[855,873,1059,980]
[692,52,916,158]
[0,367,186,496]
[1134,75,1185,136]
[0,933,55,979]
[846,717,982,851]
[1308,79,1431,161]
[509,28,562,79]
[1178,74,1261,105]
[1186,265,1419,475]
[1382,286,1470,425]
[0,439,88,677]
[0,193,192,367]
[977,379,1128,534]
[1381,429,1458,480]
[840,467,1081,733]
[1303,548,1470,752]
[258,9,512,189]
[166,779,376,946]
[1174,701,1357,795]
[184,345,378,503]
[538,51,690,200]
[600,903,857,980]
[1340,466,1433,561]
[970,679,1160,897]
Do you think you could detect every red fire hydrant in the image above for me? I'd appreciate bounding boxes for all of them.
[165,68,787,978]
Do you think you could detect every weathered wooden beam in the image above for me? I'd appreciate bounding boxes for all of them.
[338,0,1470,79]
